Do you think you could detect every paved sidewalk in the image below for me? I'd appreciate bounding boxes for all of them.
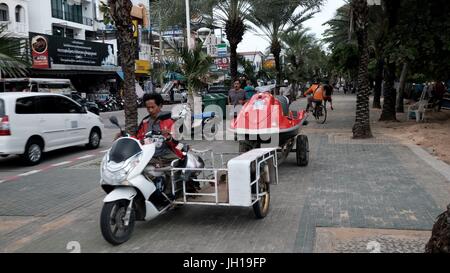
[0,94,449,253]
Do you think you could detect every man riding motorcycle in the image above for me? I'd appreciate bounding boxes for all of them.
[115,93,189,197]
[135,93,183,165]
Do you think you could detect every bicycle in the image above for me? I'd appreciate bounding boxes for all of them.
[309,100,327,124]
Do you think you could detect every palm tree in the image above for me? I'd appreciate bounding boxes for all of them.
[107,0,138,135]
[281,27,317,92]
[214,0,253,81]
[0,26,29,78]
[351,0,372,139]
[248,0,322,88]
[322,3,352,50]
[425,204,450,253]
[238,57,256,82]
[179,41,213,111]
[323,2,384,109]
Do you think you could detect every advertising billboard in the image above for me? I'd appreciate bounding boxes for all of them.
[30,34,50,69]
[29,32,115,69]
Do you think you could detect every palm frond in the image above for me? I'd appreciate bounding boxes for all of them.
[0,26,29,77]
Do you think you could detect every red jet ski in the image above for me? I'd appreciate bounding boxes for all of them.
[230,89,310,166]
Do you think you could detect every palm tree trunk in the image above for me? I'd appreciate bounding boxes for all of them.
[109,0,138,135]
[372,58,383,109]
[379,0,400,121]
[379,60,397,121]
[230,43,238,81]
[396,62,408,113]
[271,39,282,95]
[352,0,372,139]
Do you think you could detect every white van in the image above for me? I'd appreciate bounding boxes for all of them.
[0,92,104,165]
[0,78,75,93]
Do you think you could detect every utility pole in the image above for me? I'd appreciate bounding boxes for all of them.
[158,0,163,87]
[185,0,192,50]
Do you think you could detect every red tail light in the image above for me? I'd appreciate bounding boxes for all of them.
[0,115,11,136]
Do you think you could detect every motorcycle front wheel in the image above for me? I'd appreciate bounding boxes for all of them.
[100,200,135,245]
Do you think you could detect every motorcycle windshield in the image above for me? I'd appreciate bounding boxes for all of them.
[109,138,142,163]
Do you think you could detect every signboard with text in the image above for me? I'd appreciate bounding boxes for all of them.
[217,43,227,57]
[215,57,229,70]
[29,32,115,69]
[30,34,50,69]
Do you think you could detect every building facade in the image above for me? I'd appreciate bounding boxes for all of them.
[25,0,120,94]
[28,0,95,40]
[238,51,265,72]
[0,0,29,38]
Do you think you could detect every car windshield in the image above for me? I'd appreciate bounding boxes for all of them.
[0,99,4,115]
[109,138,142,163]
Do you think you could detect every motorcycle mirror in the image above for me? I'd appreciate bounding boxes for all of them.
[109,116,120,128]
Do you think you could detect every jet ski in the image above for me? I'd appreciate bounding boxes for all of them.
[229,87,309,166]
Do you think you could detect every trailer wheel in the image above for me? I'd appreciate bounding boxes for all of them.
[296,135,309,166]
[253,167,270,219]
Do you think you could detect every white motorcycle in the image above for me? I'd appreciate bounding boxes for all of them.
[172,103,219,139]
[100,113,204,245]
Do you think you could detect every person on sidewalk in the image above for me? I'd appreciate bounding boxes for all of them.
[244,80,256,101]
[280,79,293,103]
[431,81,446,111]
[228,80,246,118]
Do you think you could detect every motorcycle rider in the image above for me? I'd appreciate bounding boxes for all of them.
[115,93,187,197]
[135,93,184,164]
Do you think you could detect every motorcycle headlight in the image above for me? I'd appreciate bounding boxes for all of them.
[101,152,143,185]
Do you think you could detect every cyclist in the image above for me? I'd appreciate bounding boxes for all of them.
[303,80,334,112]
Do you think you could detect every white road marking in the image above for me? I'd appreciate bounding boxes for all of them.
[100,150,109,153]
[0,180,5,184]
[18,170,42,176]
[77,155,95,160]
[51,161,72,167]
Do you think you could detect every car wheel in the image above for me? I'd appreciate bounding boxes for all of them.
[87,129,101,149]
[22,139,43,166]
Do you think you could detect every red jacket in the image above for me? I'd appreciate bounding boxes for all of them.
[135,116,184,159]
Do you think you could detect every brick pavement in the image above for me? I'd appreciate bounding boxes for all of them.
[0,94,449,253]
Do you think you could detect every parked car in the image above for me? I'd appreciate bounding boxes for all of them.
[0,78,74,93]
[0,92,104,165]
[64,92,100,115]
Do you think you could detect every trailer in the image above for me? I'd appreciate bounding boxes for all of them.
[170,148,278,218]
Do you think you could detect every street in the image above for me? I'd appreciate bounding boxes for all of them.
[1,94,448,253]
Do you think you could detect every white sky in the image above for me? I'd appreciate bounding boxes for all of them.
[237,0,346,53]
